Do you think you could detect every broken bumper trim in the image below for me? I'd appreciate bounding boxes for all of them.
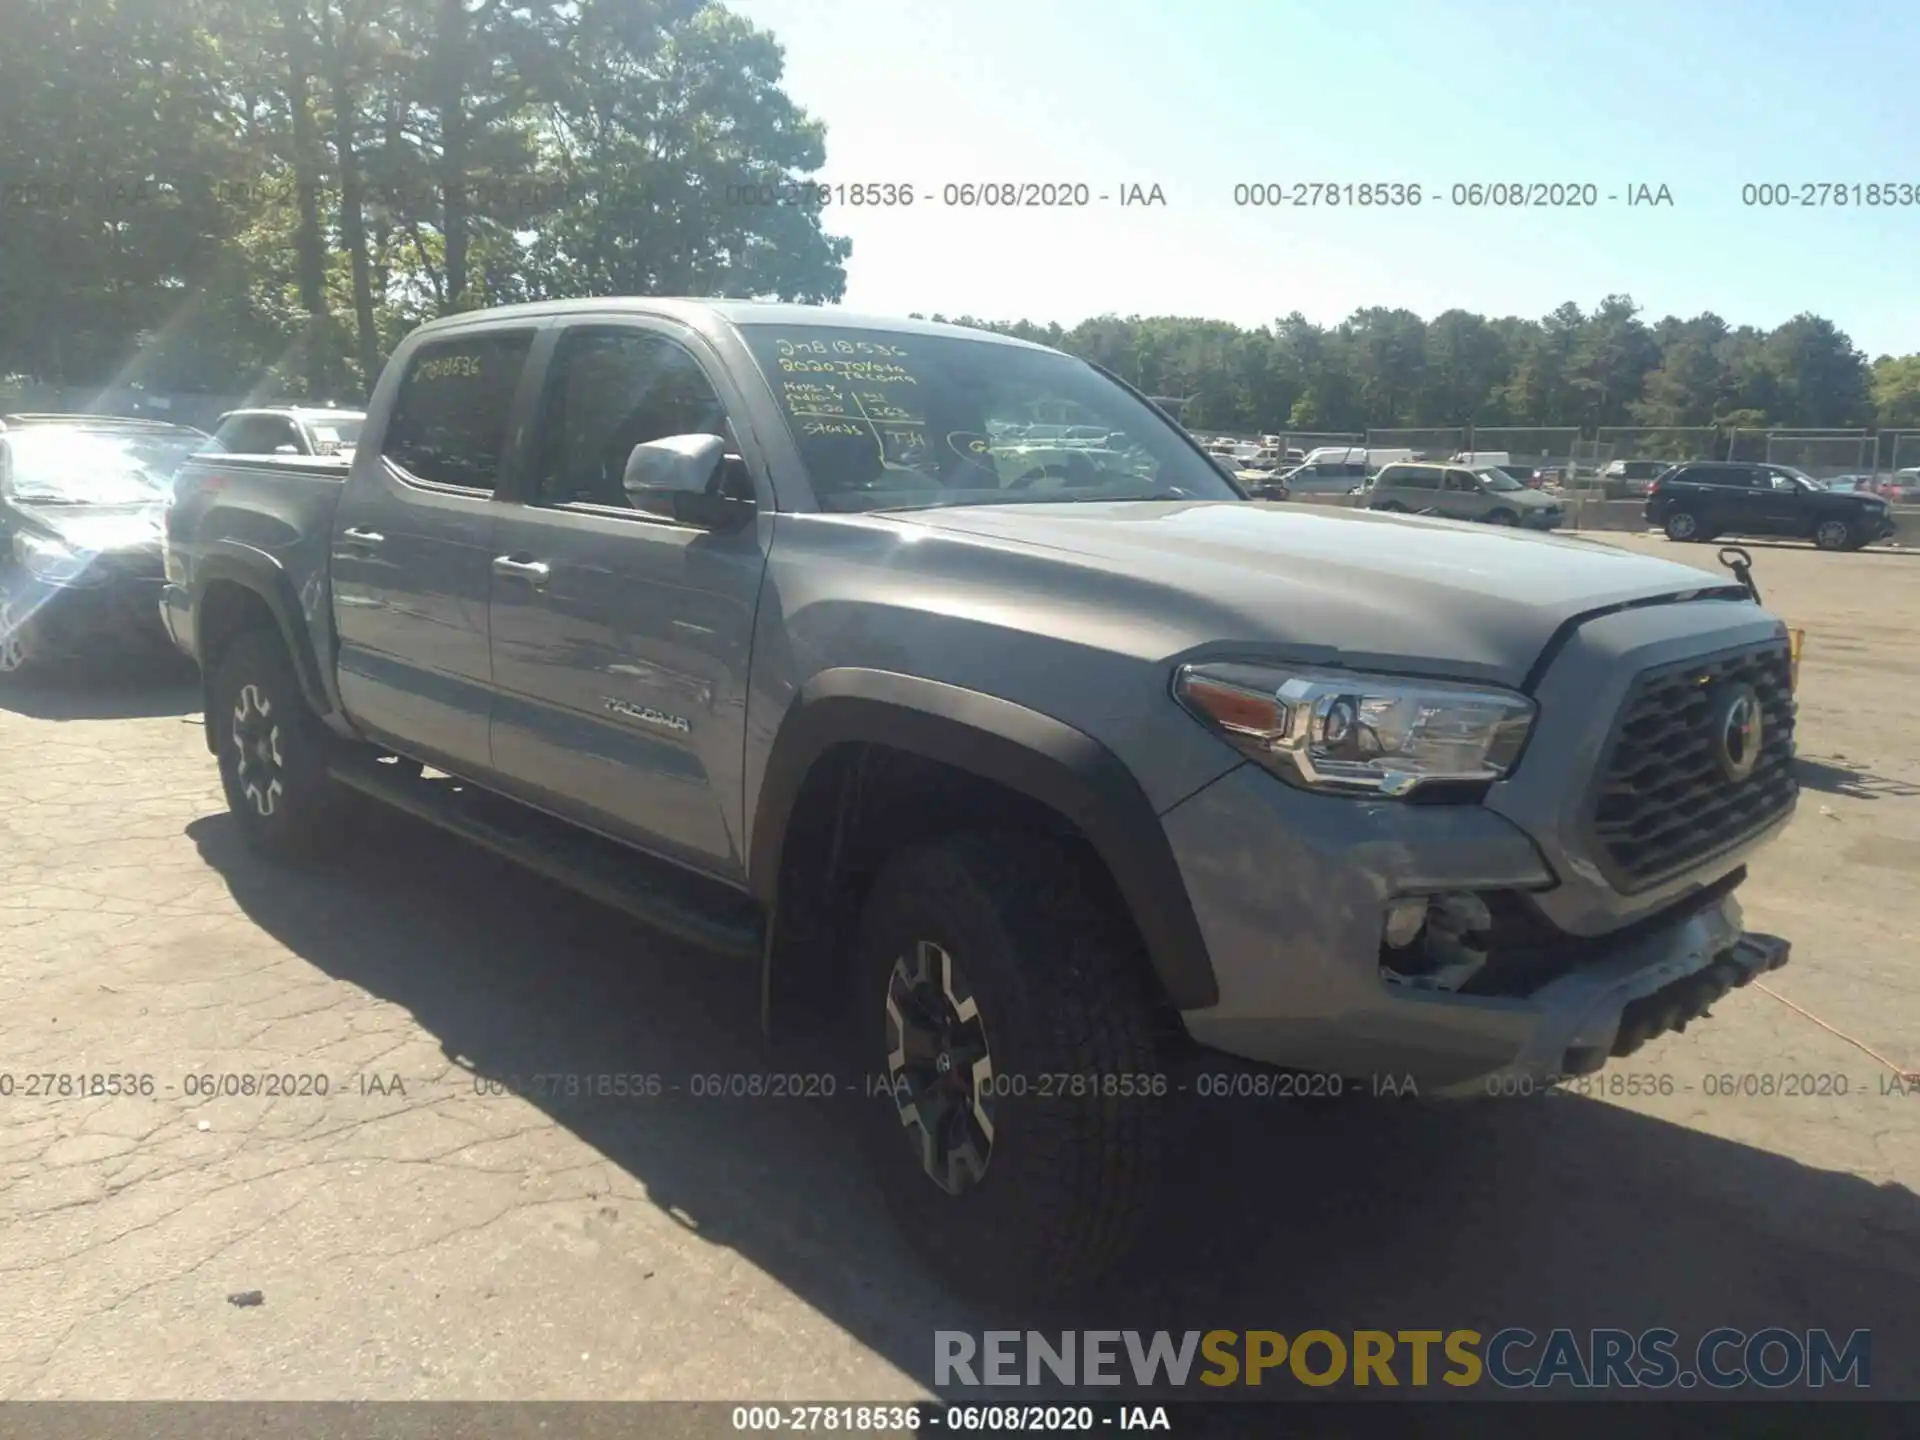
[1432,900,1791,1097]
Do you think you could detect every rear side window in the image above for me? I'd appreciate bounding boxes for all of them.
[382,331,535,491]
[1397,466,1440,489]
[212,414,300,454]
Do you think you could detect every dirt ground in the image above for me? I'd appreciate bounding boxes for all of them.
[0,529,1915,1402]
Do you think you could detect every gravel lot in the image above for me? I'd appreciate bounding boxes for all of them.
[2,530,1916,1401]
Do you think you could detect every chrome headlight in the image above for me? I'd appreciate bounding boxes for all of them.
[1173,662,1536,797]
[13,532,100,585]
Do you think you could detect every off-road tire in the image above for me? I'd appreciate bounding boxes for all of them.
[210,627,343,859]
[851,832,1165,1302]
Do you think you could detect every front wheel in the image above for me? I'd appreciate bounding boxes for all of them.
[1486,509,1518,526]
[1374,500,1407,513]
[852,833,1164,1302]
[1813,518,1856,551]
[210,628,343,858]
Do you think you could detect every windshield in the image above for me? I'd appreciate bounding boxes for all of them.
[739,326,1239,512]
[0,430,173,504]
[1475,468,1524,492]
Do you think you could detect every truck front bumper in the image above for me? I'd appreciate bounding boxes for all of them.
[1159,764,1791,1098]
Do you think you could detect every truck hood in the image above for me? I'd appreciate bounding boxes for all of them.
[10,502,165,552]
[886,500,1748,687]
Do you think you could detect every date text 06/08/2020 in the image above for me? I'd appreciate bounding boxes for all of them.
[720,181,1169,207]
[1230,181,1675,207]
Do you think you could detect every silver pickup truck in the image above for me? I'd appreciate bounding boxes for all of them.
[162,299,1797,1300]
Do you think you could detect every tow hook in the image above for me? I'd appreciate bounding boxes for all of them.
[1718,545,1761,604]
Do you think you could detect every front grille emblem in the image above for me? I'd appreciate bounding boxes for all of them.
[1713,683,1764,783]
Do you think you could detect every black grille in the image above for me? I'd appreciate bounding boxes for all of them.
[1587,640,1797,892]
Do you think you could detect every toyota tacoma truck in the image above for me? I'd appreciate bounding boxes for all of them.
[161,300,1797,1300]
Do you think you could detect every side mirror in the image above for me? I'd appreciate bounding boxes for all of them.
[621,433,750,529]
[274,444,299,455]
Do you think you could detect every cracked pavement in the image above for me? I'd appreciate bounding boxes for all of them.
[1,533,1916,1399]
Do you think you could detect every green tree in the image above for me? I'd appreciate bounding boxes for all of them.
[1870,354,1920,429]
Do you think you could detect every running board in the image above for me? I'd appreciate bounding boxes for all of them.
[327,757,765,961]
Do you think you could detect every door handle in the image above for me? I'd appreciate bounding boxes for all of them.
[492,556,551,588]
[339,526,385,546]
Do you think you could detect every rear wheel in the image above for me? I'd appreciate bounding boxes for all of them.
[1664,510,1703,542]
[1813,518,1855,552]
[852,833,1164,1302]
[210,628,343,858]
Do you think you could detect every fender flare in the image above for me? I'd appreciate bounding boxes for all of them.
[749,668,1219,1010]
[192,544,335,747]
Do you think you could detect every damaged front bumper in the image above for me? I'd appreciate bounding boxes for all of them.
[1429,895,1790,1097]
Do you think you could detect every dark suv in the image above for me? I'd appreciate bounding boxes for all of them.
[1645,461,1897,551]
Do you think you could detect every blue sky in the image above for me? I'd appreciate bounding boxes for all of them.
[729,0,1917,358]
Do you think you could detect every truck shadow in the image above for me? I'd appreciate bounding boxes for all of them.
[0,654,200,720]
[188,806,1920,1402]
[1795,756,1920,801]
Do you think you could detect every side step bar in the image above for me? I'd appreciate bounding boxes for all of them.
[328,757,765,961]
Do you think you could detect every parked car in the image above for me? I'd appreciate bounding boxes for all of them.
[1533,465,1567,488]
[206,406,366,458]
[163,300,1797,1301]
[0,418,202,673]
[1598,458,1671,499]
[0,412,210,480]
[1367,462,1564,529]
[1645,461,1897,551]
[1278,457,1371,495]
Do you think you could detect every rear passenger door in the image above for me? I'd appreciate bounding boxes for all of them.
[331,328,538,773]
[484,320,772,880]
[1697,466,1763,533]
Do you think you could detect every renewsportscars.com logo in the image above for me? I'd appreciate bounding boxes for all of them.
[935,1328,1872,1390]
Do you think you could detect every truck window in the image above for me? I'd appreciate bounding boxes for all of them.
[213,415,299,454]
[383,332,534,491]
[532,328,736,508]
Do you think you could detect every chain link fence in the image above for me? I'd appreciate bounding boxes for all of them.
[1365,427,1463,459]
[1726,427,1868,467]
[1281,431,1365,454]
[1564,438,1615,493]
[1764,432,1878,481]
[1594,427,1720,464]
[1462,427,1580,479]
[1885,432,1920,487]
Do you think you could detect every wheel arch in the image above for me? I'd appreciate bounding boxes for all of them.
[193,546,334,752]
[749,668,1220,1015]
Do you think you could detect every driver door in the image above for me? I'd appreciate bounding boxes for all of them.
[485,320,772,881]
[1440,468,1487,520]
[1754,470,1810,534]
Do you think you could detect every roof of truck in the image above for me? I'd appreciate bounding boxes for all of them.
[410,298,1054,350]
